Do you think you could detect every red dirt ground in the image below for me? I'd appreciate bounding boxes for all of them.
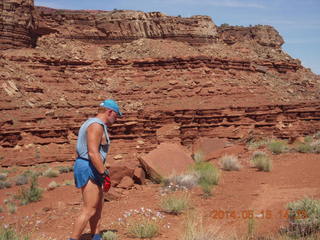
[1,150,319,240]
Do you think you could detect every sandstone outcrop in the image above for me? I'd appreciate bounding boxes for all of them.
[0,1,320,168]
[217,25,284,47]
[0,0,37,49]
[35,7,217,45]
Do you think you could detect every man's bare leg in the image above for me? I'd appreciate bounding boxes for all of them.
[89,190,104,236]
[70,180,102,240]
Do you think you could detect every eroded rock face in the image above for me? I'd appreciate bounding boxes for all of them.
[36,7,218,45]
[0,0,37,49]
[218,25,284,47]
[0,3,320,168]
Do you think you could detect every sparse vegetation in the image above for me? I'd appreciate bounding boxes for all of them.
[102,231,118,240]
[7,202,17,214]
[47,181,59,190]
[220,155,241,171]
[295,143,314,153]
[0,173,7,181]
[0,226,29,240]
[162,173,198,192]
[247,138,269,150]
[15,175,29,186]
[192,151,205,163]
[267,140,287,154]
[285,198,320,237]
[18,175,43,205]
[63,180,73,186]
[0,181,12,189]
[251,151,272,172]
[127,217,159,238]
[160,193,190,215]
[43,168,59,178]
[182,211,223,240]
[191,161,220,197]
[58,166,73,174]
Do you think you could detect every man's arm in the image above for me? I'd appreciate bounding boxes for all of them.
[87,123,105,174]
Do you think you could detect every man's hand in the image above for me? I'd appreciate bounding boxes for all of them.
[100,170,111,192]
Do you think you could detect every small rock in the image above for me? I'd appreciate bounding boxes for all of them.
[117,176,134,189]
[113,154,123,160]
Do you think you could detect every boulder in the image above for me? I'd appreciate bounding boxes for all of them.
[192,137,230,161]
[109,165,134,186]
[139,143,194,182]
[104,188,122,202]
[133,167,146,185]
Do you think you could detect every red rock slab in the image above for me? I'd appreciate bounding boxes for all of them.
[139,142,194,182]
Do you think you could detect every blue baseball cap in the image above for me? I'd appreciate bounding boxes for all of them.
[100,99,122,117]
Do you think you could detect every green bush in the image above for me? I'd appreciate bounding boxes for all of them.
[219,155,241,171]
[0,226,29,240]
[160,193,190,214]
[296,143,314,153]
[102,231,118,240]
[286,198,320,237]
[267,140,287,154]
[251,152,272,172]
[193,162,220,186]
[18,175,43,205]
[192,162,219,197]
[127,218,159,238]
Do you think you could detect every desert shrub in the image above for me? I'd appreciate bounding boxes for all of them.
[296,143,314,153]
[286,198,320,237]
[58,166,73,174]
[102,231,117,240]
[63,180,73,186]
[0,226,29,240]
[0,173,7,181]
[43,168,59,178]
[192,151,205,163]
[0,181,12,189]
[220,155,241,171]
[15,175,29,186]
[314,132,320,139]
[18,175,43,205]
[7,202,17,214]
[251,152,272,172]
[127,217,159,238]
[267,140,287,154]
[304,136,313,143]
[192,162,219,197]
[162,173,198,192]
[247,139,269,150]
[160,193,190,214]
[47,181,59,190]
[182,211,223,240]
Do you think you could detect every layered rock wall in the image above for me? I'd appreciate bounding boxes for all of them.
[36,7,217,45]
[217,25,284,47]
[0,0,37,49]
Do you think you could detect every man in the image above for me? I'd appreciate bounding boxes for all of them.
[68,99,122,240]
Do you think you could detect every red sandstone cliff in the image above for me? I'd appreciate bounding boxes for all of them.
[0,0,319,167]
